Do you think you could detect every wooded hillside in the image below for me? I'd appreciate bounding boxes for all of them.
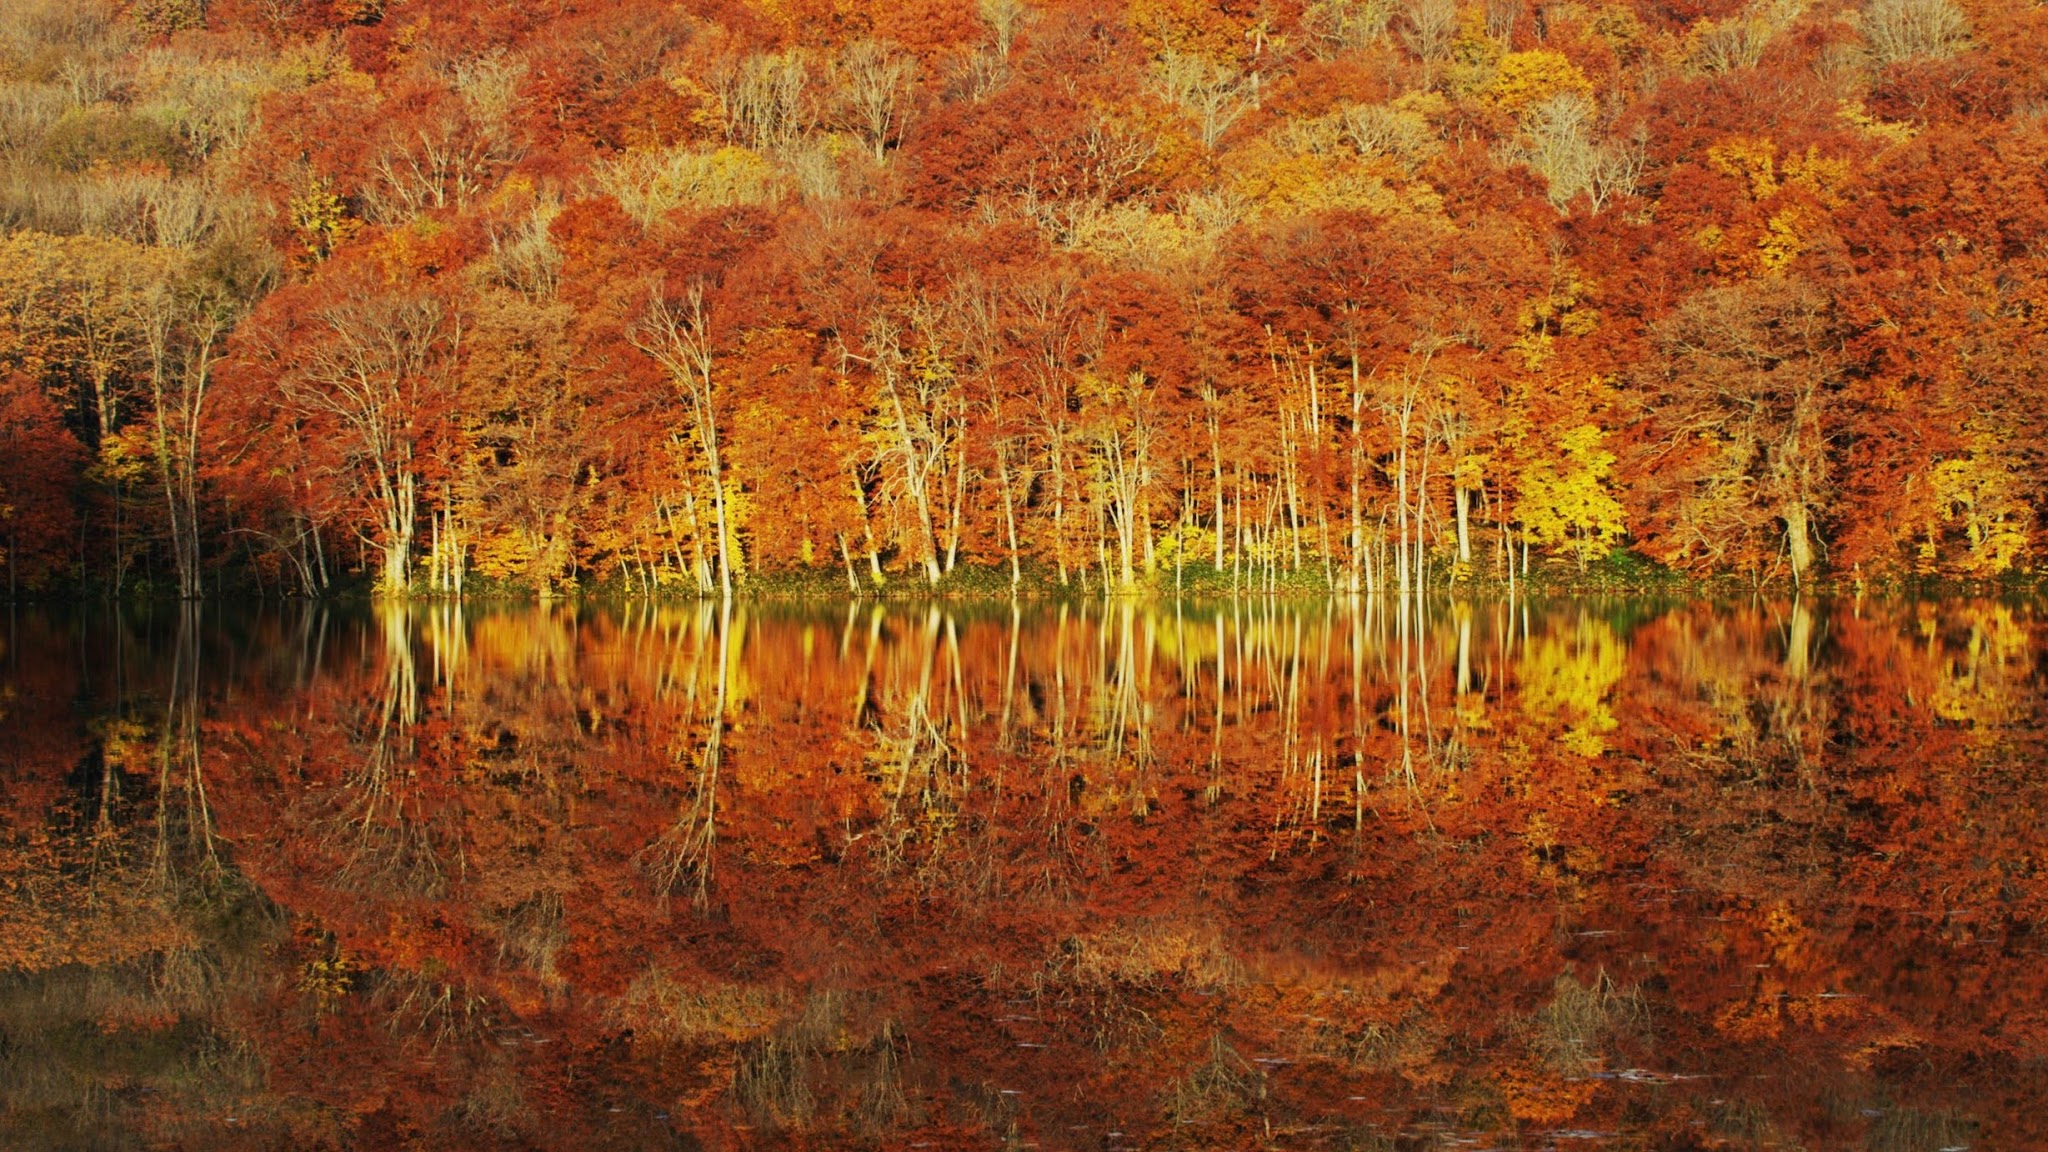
[1,0,2043,596]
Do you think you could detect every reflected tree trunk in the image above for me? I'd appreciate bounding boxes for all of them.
[152,601,218,886]
[646,600,730,906]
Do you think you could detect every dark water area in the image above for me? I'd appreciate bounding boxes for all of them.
[0,597,2041,1150]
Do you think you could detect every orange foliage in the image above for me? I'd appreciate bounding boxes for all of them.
[3,0,2047,594]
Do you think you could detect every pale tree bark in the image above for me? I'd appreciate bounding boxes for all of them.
[1203,385,1226,570]
[995,440,1024,590]
[631,282,734,602]
[278,289,459,596]
[1009,272,1085,586]
[139,280,234,601]
[1088,370,1155,590]
[867,315,950,585]
[833,39,918,162]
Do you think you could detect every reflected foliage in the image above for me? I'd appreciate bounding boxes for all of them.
[1,596,2044,1148]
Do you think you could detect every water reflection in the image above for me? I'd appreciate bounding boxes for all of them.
[0,596,2041,1149]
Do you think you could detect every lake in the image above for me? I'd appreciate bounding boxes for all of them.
[1,597,2040,1149]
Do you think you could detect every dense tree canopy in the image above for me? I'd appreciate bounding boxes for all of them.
[0,0,2043,596]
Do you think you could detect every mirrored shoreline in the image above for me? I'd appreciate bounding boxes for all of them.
[1,596,2040,1149]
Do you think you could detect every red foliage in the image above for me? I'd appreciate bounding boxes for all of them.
[0,374,81,591]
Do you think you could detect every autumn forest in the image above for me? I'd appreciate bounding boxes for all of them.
[1,0,2044,600]
[7,2,2048,1147]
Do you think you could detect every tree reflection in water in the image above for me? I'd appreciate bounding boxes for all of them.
[0,596,2040,1149]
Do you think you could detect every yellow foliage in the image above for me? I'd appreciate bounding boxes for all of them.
[1488,51,1593,115]
[0,231,171,381]
[1442,6,1507,98]
[1059,200,1218,270]
[1782,146,1851,207]
[1929,446,2032,576]
[1128,0,1260,59]
[664,72,729,136]
[1592,5,1646,54]
[1513,261,1601,368]
[1706,135,1779,200]
[1929,605,2031,730]
[269,33,356,89]
[1757,207,1808,273]
[1230,146,1409,217]
[1519,613,1624,757]
[1233,111,1446,221]
[90,428,154,489]
[719,478,753,575]
[470,525,540,581]
[93,716,155,775]
[1837,100,1917,145]
[1391,89,1451,122]
[483,173,538,214]
[1516,422,1627,569]
[300,950,358,1014]
[289,181,359,260]
[594,145,785,227]
[1122,102,1208,190]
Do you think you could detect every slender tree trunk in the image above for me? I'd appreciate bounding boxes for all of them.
[686,491,711,594]
[1281,412,1303,571]
[311,515,329,592]
[838,532,860,594]
[1348,362,1364,593]
[702,392,734,602]
[1051,437,1068,585]
[945,412,967,574]
[997,445,1021,590]
[1396,438,1410,597]
[1455,485,1471,566]
[1414,434,1432,594]
[850,472,884,584]
[1232,466,1244,595]
[879,373,943,585]
[1209,405,1225,570]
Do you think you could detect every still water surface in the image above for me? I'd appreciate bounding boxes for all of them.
[0,598,2041,1149]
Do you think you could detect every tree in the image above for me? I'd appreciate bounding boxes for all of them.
[257,258,462,595]
[7,0,2044,595]
[863,308,959,586]
[0,232,165,449]
[832,39,919,163]
[1079,369,1157,588]
[631,283,735,601]
[1150,47,1258,151]
[1639,279,1847,583]
[0,374,83,597]
[140,270,240,600]
[1862,0,1970,64]
[1516,424,1627,570]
